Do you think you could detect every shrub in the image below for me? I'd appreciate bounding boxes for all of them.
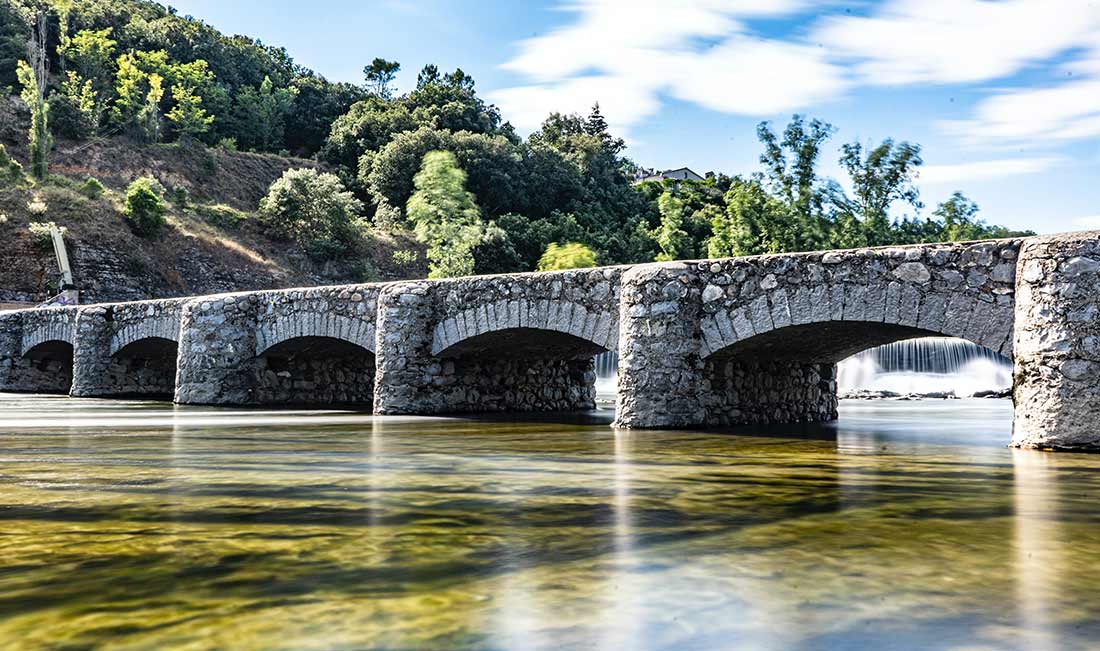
[169,184,189,207]
[79,176,105,199]
[217,137,237,152]
[391,249,419,266]
[26,196,47,215]
[0,144,23,183]
[124,177,167,237]
[537,242,598,271]
[199,204,248,231]
[27,221,65,251]
[350,260,381,282]
[258,167,363,260]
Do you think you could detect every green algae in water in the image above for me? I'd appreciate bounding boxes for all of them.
[0,394,1099,650]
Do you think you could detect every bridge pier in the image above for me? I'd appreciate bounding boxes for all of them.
[175,294,263,405]
[1012,233,1100,450]
[614,263,706,428]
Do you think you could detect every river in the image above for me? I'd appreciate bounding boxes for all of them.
[1,393,1099,650]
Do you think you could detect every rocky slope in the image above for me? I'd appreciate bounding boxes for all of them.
[0,98,426,305]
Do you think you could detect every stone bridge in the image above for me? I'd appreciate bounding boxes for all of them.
[3,233,1100,451]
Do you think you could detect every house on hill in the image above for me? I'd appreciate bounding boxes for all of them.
[632,167,707,184]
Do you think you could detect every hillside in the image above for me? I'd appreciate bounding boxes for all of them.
[0,99,426,305]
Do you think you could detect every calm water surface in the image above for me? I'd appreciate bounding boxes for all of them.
[1,393,1099,650]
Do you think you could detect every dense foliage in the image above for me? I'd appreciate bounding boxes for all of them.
[406,150,485,278]
[536,242,598,271]
[4,0,365,154]
[2,0,1031,275]
[258,168,363,260]
[123,176,166,236]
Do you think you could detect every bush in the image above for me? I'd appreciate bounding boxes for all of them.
[199,204,248,231]
[258,167,363,260]
[391,249,419,266]
[217,137,238,152]
[79,177,105,199]
[0,144,23,183]
[169,185,189,207]
[27,221,65,251]
[26,196,47,215]
[124,177,167,237]
[537,242,598,271]
[350,260,381,282]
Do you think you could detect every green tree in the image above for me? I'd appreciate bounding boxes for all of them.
[364,58,400,98]
[62,28,117,90]
[654,191,690,261]
[258,168,363,259]
[406,150,485,278]
[537,242,597,271]
[124,176,167,237]
[139,73,164,143]
[829,139,923,246]
[755,115,834,250]
[111,52,146,131]
[166,83,213,145]
[707,177,787,257]
[230,75,298,151]
[17,14,50,181]
[49,71,100,139]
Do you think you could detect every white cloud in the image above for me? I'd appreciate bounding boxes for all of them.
[490,0,831,132]
[815,0,1100,86]
[492,0,1100,151]
[1072,215,1100,229]
[919,157,1063,184]
[939,78,1100,144]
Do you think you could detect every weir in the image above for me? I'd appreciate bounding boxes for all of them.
[3,234,1100,450]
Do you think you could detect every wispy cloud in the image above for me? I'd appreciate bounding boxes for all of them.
[919,156,1064,185]
[490,0,831,133]
[1072,215,1100,229]
[814,0,1100,86]
[491,0,1100,151]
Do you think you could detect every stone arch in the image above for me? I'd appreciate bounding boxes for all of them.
[255,313,375,357]
[426,299,617,414]
[699,282,1014,362]
[21,322,74,357]
[20,339,75,394]
[697,283,1014,427]
[431,298,617,356]
[106,336,180,398]
[109,316,180,356]
[254,333,376,406]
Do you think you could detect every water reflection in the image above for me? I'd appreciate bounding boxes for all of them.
[2,394,1100,649]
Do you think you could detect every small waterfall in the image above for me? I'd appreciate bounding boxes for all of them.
[837,337,1011,397]
[595,337,1010,399]
[594,351,619,399]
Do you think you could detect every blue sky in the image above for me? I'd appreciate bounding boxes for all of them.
[168,0,1100,234]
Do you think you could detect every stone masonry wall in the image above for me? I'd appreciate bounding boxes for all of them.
[1013,233,1100,450]
[255,353,374,405]
[176,284,380,405]
[71,299,184,398]
[704,360,838,426]
[378,268,621,415]
[0,307,77,394]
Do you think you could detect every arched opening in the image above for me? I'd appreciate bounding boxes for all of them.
[21,340,74,394]
[702,321,1007,426]
[257,336,375,406]
[109,337,179,398]
[435,327,606,413]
